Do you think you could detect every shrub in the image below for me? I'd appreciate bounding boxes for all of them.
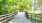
[0,0,15,15]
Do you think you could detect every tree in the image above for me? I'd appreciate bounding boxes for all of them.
[0,0,15,14]
[14,0,31,11]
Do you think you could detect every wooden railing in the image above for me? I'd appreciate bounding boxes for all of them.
[26,13,42,21]
[0,11,18,23]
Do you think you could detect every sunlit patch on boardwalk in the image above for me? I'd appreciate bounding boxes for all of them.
[0,22,2,23]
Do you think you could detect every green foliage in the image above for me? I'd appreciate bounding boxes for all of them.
[0,0,32,14]
[0,0,15,15]
[14,0,31,11]
[37,0,42,6]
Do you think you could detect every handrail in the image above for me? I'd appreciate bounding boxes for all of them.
[26,12,42,21]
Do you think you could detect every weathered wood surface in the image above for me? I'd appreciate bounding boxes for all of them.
[0,11,18,23]
[27,13,42,21]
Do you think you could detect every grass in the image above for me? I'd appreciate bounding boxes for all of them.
[31,18,42,23]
